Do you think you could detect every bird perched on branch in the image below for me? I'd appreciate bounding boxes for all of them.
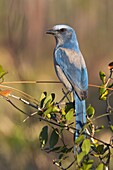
[46,24,88,151]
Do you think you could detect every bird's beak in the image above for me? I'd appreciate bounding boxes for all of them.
[46,29,56,35]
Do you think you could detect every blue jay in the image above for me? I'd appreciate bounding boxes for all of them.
[46,25,88,143]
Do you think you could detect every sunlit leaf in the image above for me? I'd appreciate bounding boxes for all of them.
[96,163,104,170]
[40,92,47,108]
[87,105,95,118]
[99,86,106,95]
[75,135,84,144]
[39,126,48,148]
[40,91,47,101]
[99,71,106,84]
[44,106,53,116]
[49,128,59,148]
[44,105,59,118]
[52,105,60,112]
[66,108,74,121]
[46,113,51,119]
[99,85,108,100]
[82,139,91,154]
[43,93,55,108]
[77,151,86,165]
[0,89,12,97]
[100,90,108,100]
[62,108,66,116]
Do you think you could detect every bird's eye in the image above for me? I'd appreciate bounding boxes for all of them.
[59,28,66,32]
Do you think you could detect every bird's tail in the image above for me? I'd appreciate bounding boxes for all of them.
[74,92,86,152]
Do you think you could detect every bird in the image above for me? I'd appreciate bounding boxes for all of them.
[46,24,88,151]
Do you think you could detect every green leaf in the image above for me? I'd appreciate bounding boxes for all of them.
[92,144,106,155]
[66,108,74,121]
[44,105,53,116]
[39,126,48,148]
[62,108,66,116]
[40,92,47,101]
[75,135,84,144]
[43,93,55,108]
[40,92,47,108]
[46,113,51,119]
[44,105,60,118]
[82,159,93,170]
[96,144,104,154]
[82,139,91,154]
[52,106,60,112]
[51,93,55,101]
[49,128,59,148]
[99,71,106,84]
[91,145,99,153]
[0,65,7,80]
[96,163,104,170]
[77,151,86,165]
[65,102,74,113]
[110,125,113,132]
[87,105,95,118]
[99,85,108,100]
[99,85,106,95]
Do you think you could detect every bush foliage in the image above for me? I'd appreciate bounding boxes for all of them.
[0,63,113,170]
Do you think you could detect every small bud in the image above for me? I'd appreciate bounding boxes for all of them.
[108,62,113,70]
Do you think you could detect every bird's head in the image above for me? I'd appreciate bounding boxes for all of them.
[46,24,79,50]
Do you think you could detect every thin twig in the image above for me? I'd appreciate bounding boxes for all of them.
[22,108,112,148]
[93,112,113,122]
[65,159,76,169]
[10,94,38,109]
[1,80,113,91]
[0,84,39,104]
[4,97,30,116]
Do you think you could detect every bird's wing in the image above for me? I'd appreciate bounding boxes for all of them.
[55,47,88,99]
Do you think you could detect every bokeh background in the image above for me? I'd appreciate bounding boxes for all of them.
[0,0,113,169]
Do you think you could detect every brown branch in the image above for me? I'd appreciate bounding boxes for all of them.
[4,96,30,116]
[1,80,113,91]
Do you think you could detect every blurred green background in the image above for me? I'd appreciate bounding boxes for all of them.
[0,0,113,169]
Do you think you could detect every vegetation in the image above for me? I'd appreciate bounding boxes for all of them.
[0,1,113,169]
[0,63,113,170]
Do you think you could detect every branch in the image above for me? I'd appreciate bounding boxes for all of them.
[1,81,113,91]
[4,96,30,116]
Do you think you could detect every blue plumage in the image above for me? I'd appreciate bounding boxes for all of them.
[46,24,88,152]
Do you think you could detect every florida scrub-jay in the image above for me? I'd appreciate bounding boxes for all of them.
[46,25,88,143]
